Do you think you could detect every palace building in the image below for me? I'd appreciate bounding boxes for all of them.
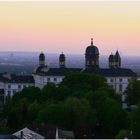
[33,38,136,97]
[0,38,136,106]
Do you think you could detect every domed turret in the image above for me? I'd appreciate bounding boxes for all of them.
[59,52,66,68]
[85,38,99,69]
[109,53,115,68]
[39,52,45,66]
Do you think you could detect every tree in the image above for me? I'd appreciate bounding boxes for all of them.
[61,72,107,93]
[115,129,129,139]
[27,101,41,122]
[125,79,140,105]
[37,102,68,127]
[131,103,140,138]
[20,86,41,102]
[87,89,126,137]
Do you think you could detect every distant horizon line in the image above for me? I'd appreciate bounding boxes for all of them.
[0,51,140,57]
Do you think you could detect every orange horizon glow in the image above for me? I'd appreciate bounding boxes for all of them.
[0,1,140,56]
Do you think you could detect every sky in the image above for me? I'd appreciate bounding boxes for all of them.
[0,1,140,56]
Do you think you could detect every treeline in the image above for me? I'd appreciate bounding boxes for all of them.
[1,72,140,138]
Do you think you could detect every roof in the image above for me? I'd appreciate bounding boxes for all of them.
[82,68,137,77]
[0,73,34,83]
[13,127,45,139]
[33,65,136,77]
[86,45,99,55]
[33,67,82,76]
[57,129,75,139]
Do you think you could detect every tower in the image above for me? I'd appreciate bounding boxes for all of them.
[108,51,121,68]
[109,53,115,68]
[59,52,66,68]
[114,50,121,68]
[85,38,99,69]
[39,52,45,66]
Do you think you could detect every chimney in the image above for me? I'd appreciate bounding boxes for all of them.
[3,72,11,80]
[20,131,23,138]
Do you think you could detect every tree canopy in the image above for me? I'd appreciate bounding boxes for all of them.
[1,72,127,138]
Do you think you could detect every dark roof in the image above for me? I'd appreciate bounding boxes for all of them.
[86,45,99,55]
[0,73,34,83]
[34,67,82,76]
[33,66,136,77]
[82,68,137,77]
[0,134,18,139]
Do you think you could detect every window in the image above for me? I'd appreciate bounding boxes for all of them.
[13,90,16,93]
[119,84,123,92]
[8,85,11,89]
[18,85,21,89]
[119,78,123,82]
[54,78,57,82]
[7,91,11,97]
[110,79,114,82]
[47,78,50,82]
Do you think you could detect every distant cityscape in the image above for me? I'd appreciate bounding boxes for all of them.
[0,52,140,75]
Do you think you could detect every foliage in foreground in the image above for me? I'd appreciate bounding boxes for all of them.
[1,73,128,138]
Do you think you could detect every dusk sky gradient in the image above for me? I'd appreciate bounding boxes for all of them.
[0,1,140,56]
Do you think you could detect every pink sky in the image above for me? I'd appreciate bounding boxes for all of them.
[0,1,140,56]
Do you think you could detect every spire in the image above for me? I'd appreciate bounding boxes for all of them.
[91,38,93,45]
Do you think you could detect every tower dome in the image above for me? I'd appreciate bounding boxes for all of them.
[85,38,99,69]
[39,52,45,66]
[109,53,114,62]
[85,38,99,55]
[59,52,66,68]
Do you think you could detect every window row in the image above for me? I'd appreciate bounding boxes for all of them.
[110,84,123,92]
[7,84,28,89]
[43,77,62,82]
[109,78,130,83]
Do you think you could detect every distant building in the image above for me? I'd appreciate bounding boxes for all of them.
[56,128,75,139]
[33,38,136,99]
[32,52,81,89]
[0,73,34,104]
[13,127,45,139]
[12,126,74,139]
[0,38,136,105]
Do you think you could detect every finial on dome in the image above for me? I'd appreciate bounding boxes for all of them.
[91,38,93,45]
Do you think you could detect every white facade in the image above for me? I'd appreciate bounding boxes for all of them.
[4,83,34,97]
[33,74,131,96]
[33,74,64,89]
[106,77,130,94]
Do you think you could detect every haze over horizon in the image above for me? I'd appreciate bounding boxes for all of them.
[0,1,140,56]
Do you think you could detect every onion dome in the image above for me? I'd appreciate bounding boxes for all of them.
[109,53,114,62]
[59,52,66,68]
[59,52,65,62]
[85,38,99,55]
[39,52,45,66]
[39,52,45,61]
